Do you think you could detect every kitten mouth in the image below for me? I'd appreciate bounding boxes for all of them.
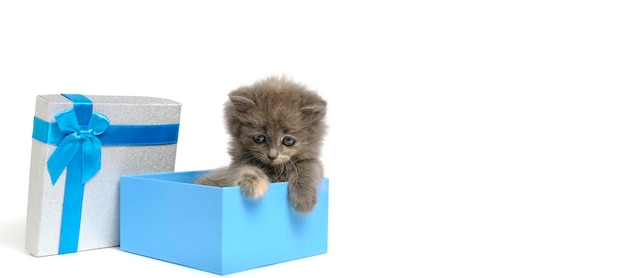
[267,159,282,166]
[266,157,289,166]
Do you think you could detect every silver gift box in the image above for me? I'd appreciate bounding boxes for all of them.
[25,95,182,257]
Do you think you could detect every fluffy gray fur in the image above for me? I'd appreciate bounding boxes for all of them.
[196,76,327,214]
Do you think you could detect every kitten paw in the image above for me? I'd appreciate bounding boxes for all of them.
[236,167,269,199]
[289,185,318,214]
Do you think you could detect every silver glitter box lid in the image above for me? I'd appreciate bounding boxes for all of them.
[25,95,182,257]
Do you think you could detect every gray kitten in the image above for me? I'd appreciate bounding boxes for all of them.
[196,76,327,214]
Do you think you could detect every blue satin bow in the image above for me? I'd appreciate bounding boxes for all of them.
[47,109,110,185]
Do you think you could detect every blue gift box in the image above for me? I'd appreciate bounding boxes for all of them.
[119,170,329,275]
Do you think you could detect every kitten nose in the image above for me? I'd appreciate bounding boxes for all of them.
[268,149,278,160]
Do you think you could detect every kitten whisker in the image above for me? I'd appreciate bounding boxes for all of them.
[287,160,299,184]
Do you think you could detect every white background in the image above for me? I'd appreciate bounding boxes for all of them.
[1,1,625,277]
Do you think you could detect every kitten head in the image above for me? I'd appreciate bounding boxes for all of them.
[225,76,327,167]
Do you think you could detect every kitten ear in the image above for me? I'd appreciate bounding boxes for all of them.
[229,95,256,111]
[301,105,326,113]
[301,103,327,119]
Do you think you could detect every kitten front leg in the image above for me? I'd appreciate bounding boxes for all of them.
[235,165,270,199]
[288,159,323,214]
[196,167,231,186]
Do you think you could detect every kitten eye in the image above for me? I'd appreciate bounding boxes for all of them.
[282,136,295,146]
[252,135,266,143]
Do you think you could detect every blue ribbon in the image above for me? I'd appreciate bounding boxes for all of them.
[32,118,180,146]
[47,106,109,185]
[31,94,179,254]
